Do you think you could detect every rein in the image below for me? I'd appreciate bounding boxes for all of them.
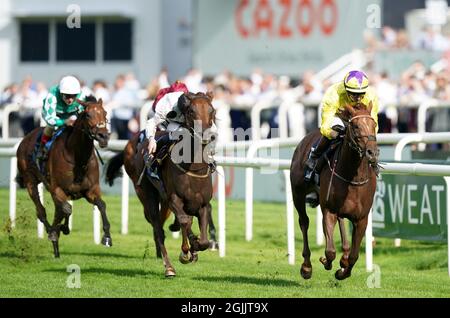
[167,142,212,178]
[79,115,108,165]
[173,162,211,178]
[325,114,377,186]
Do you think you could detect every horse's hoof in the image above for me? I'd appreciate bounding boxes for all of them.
[300,265,312,279]
[190,252,198,263]
[209,240,218,251]
[179,251,191,264]
[102,236,112,247]
[320,257,332,270]
[61,225,70,235]
[165,268,176,278]
[335,268,350,280]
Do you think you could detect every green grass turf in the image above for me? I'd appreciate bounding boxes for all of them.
[0,188,449,298]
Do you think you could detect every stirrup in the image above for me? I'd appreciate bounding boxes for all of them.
[304,167,315,183]
[208,161,217,174]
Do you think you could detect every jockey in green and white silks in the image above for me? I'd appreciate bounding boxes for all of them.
[36,76,86,161]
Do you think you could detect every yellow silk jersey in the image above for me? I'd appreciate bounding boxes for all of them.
[320,82,379,139]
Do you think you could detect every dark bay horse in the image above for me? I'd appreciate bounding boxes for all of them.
[105,91,216,277]
[290,102,378,280]
[16,96,111,257]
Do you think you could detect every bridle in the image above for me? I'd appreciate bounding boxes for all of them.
[346,115,377,159]
[78,107,108,142]
[326,114,378,188]
[171,94,216,178]
[182,95,216,146]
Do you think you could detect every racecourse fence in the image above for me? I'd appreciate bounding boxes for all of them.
[1,133,450,275]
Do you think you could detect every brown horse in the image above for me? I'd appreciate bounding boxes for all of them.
[16,96,111,257]
[105,91,216,277]
[290,102,378,280]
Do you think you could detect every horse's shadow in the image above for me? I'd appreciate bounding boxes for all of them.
[194,275,300,287]
[43,267,161,278]
[62,251,139,260]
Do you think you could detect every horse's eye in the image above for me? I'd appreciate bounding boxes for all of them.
[208,107,214,114]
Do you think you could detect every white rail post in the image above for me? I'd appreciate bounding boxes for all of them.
[283,170,295,265]
[68,201,73,231]
[316,206,324,246]
[245,144,258,241]
[9,155,17,228]
[121,166,129,235]
[37,183,45,238]
[366,208,373,272]
[93,206,101,245]
[217,166,226,257]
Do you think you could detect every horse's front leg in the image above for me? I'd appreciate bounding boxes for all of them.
[335,217,368,280]
[169,194,196,264]
[25,179,51,233]
[319,209,337,270]
[338,217,350,269]
[196,205,210,251]
[85,186,112,247]
[206,203,218,250]
[49,187,71,258]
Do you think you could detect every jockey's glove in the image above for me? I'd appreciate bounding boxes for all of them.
[148,137,157,154]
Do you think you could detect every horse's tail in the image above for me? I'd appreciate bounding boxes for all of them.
[105,151,124,186]
[15,170,25,188]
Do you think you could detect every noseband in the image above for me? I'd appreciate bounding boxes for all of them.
[347,115,377,158]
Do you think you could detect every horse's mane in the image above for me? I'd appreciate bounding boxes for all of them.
[338,102,370,122]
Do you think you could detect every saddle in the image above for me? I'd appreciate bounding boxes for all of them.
[33,128,65,173]
[136,130,176,200]
[311,138,342,186]
[305,138,343,207]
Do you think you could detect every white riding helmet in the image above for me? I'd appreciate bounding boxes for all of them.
[59,76,81,95]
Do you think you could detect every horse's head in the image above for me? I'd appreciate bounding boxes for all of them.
[76,96,110,148]
[177,92,216,144]
[340,102,379,164]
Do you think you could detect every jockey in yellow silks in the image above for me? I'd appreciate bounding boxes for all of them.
[304,70,379,182]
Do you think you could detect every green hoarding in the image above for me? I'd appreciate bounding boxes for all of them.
[372,175,449,242]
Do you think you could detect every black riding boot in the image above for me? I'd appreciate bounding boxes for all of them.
[146,133,172,179]
[304,136,332,183]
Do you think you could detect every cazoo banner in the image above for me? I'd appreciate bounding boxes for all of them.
[372,175,450,242]
[193,0,381,76]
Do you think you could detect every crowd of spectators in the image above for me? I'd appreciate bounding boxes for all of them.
[2,25,450,142]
